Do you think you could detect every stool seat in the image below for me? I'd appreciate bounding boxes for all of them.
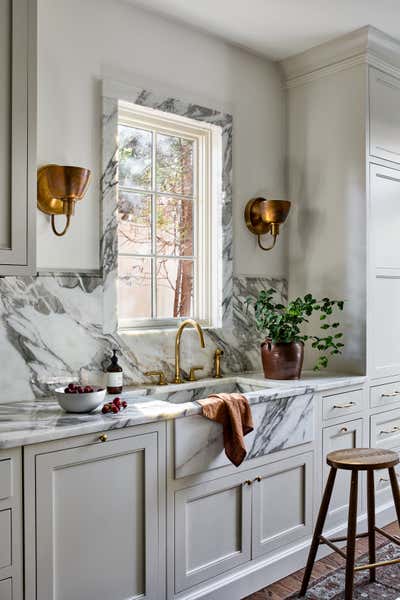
[327,447,399,471]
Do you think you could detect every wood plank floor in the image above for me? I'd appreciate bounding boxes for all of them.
[244,521,399,599]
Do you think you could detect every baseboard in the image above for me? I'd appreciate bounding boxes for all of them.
[174,502,397,600]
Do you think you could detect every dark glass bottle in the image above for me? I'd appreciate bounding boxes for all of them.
[106,349,123,394]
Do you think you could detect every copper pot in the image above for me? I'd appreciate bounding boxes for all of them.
[261,339,304,380]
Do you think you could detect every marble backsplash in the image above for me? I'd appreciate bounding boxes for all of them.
[0,273,287,402]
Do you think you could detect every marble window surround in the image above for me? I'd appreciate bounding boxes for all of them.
[0,80,288,402]
[101,80,233,333]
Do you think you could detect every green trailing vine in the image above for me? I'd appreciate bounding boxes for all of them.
[246,289,345,371]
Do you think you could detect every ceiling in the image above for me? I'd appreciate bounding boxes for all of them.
[127,0,400,60]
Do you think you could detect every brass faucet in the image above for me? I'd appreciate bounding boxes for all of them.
[213,348,224,378]
[174,319,205,384]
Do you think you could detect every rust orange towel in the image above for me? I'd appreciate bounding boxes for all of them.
[198,393,254,467]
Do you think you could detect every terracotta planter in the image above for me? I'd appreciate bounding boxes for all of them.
[261,339,304,380]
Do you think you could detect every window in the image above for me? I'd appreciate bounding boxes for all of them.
[117,101,222,330]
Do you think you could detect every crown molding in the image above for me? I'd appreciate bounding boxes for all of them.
[281,25,400,87]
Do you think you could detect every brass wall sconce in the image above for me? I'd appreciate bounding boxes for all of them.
[244,198,291,251]
[37,165,91,236]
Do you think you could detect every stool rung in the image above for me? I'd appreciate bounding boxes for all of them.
[354,557,400,572]
[328,531,369,544]
[375,526,400,547]
[319,535,347,559]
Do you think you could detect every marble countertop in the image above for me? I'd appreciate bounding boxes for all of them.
[0,372,367,450]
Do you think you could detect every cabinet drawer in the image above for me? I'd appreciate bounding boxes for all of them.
[370,381,400,410]
[371,410,400,448]
[0,461,11,502]
[0,578,12,600]
[323,389,365,421]
[0,510,11,571]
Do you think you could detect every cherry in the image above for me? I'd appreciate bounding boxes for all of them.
[122,401,128,409]
[111,405,119,414]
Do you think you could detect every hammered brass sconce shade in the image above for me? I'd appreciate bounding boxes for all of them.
[244,197,291,250]
[37,165,91,236]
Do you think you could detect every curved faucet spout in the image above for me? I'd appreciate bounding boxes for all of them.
[174,319,206,384]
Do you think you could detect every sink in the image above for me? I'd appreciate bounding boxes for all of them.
[147,377,269,404]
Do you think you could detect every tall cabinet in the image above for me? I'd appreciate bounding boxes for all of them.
[0,0,36,276]
[283,26,400,522]
[283,26,400,383]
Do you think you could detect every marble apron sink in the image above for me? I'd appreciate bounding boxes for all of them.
[146,377,315,479]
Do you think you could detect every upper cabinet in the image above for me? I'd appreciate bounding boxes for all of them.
[0,0,36,276]
[370,68,400,164]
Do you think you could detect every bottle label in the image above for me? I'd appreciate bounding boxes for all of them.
[107,372,123,388]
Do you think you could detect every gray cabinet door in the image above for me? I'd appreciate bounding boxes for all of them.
[251,452,314,559]
[34,433,160,600]
[322,419,364,529]
[174,471,252,593]
[0,0,36,275]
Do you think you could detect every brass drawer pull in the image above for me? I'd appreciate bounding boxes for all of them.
[244,479,252,486]
[382,391,400,397]
[254,476,262,483]
[99,434,108,443]
[333,402,356,409]
[379,426,400,435]
[339,427,349,433]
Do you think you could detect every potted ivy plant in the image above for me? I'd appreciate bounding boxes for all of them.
[246,289,344,380]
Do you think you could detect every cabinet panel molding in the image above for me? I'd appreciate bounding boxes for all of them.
[251,452,314,559]
[0,0,36,275]
[370,68,400,164]
[174,471,252,593]
[25,431,162,600]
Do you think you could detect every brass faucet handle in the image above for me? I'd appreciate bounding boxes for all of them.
[144,371,168,386]
[188,366,204,382]
[213,347,224,379]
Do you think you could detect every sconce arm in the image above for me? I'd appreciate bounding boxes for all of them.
[257,233,277,251]
[51,214,71,237]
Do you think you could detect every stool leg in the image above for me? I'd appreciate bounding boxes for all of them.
[345,470,358,600]
[367,470,376,583]
[299,467,337,597]
[388,466,400,526]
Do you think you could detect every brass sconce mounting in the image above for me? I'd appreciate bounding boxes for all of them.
[37,165,91,236]
[244,198,291,251]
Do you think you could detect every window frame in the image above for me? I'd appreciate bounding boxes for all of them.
[116,101,222,331]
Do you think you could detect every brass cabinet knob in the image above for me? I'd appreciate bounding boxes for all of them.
[254,476,262,482]
[244,479,252,486]
[340,427,348,433]
[99,434,108,443]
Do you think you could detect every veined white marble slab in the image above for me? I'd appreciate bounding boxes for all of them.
[174,391,315,478]
[0,373,366,450]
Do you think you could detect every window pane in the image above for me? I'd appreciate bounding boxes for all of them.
[156,259,193,318]
[118,256,152,320]
[118,125,152,190]
[156,134,193,196]
[156,196,193,257]
[118,191,152,255]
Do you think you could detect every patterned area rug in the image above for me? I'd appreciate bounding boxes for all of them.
[293,542,400,599]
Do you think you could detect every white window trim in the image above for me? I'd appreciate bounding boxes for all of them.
[117,101,222,331]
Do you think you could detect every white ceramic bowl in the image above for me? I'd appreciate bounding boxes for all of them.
[55,387,106,413]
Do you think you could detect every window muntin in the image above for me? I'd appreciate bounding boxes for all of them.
[116,103,219,330]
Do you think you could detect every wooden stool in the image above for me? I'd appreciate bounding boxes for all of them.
[299,448,400,599]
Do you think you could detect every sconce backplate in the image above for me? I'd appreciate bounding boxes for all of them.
[244,197,271,235]
[37,165,65,215]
